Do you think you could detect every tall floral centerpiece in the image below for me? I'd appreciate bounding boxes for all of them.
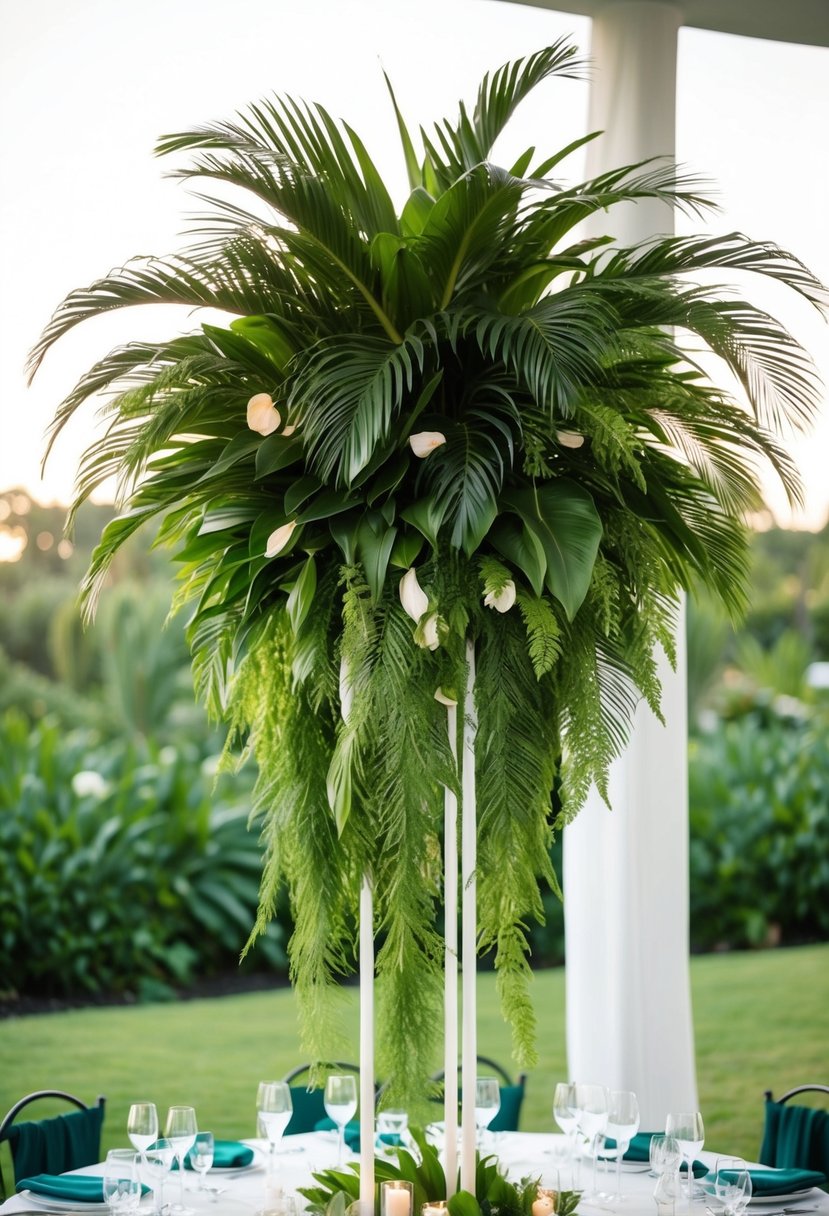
[33,40,825,1196]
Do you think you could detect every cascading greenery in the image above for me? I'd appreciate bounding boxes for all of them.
[32,41,826,1100]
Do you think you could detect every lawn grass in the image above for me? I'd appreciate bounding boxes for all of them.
[1,944,826,1169]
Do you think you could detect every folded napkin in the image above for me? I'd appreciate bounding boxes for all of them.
[313,1118,401,1154]
[734,1168,826,1197]
[603,1132,708,1178]
[16,1173,149,1202]
[184,1139,255,1169]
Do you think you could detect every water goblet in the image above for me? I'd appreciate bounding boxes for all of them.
[606,1089,641,1201]
[144,1138,175,1216]
[257,1081,293,1175]
[103,1149,141,1214]
[376,1108,409,1154]
[190,1131,215,1191]
[650,1133,682,1179]
[572,1083,609,1199]
[553,1082,579,1188]
[127,1102,159,1158]
[324,1074,358,1167]
[165,1104,198,1215]
[714,1157,753,1216]
[665,1112,704,1205]
[474,1076,501,1148]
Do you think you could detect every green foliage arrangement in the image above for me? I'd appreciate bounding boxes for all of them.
[688,708,829,951]
[0,711,281,998]
[31,43,826,1096]
[300,1128,580,1216]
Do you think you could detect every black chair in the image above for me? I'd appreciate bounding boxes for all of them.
[759,1085,829,1176]
[281,1062,365,1135]
[0,1090,106,1201]
[430,1055,527,1132]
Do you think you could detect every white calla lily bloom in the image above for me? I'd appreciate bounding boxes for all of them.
[265,520,297,558]
[556,428,585,449]
[399,567,429,622]
[247,392,281,436]
[408,430,446,458]
[419,612,441,651]
[71,770,109,799]
[484,580,516,613]
[434,687,458,707]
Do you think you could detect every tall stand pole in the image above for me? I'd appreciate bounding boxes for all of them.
[460,639,478,1194]
[340,661,375,1212]
[444,701,458,1198]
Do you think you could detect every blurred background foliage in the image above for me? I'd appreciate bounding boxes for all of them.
[1,487,828,1001]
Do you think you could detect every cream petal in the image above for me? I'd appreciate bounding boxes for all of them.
[408,430,447,458]
[419,612,441,650]
[434,687,458,707]
[265,520,297,558]
[399,567,429,622]
[484,580,516,613]
[556,428,585,449]
[247,392,281,436]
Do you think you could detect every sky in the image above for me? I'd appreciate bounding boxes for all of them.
[1,0,828,550]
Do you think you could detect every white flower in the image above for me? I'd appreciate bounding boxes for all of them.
[399,567,429,622]
[408,431,446,458]
[265,520,297,558]
[434,687,458,707]
[419,612,441,651]
[247,392,281,436]
[71,770,109,800]
[484,580,516,613]
[556,428,585,449]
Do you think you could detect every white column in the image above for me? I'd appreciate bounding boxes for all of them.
[444,702,459,1198]
[563,0,699,1129]
[460,640,478,1193]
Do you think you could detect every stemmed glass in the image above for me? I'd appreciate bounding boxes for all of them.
[605,1090,640,1201]
[103,1149,141,1214]
[144,1139,174,1216]
[715,1158,753,1216]
[553,1082,580,1188]
[474,1077,501,1149]
[650,1133,682,1179]
[165,1104,198,1215]
[324,1074,358,1167]
[190,1132,214,1192]
[257,1081,294,1175]
[127,1103,159,1158]
[665,1111,705,1204]
[571,1083,609,1199]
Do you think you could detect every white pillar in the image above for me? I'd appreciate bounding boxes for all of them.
[460,640,478,1193]
[444,703,459,1198]
[563,0,699,1129]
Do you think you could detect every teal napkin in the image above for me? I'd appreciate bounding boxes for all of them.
[604,1132,708,1178]
[313,1118,401,1154]
[16,1173,149,1202]
[184,1139,254,1169]
[739,1168,826,1197]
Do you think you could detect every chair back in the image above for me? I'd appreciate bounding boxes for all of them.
[760,1086,829,1176]
[281,1063,362,1135]
[430,1055,527,1132]
[0,1090,105,1199]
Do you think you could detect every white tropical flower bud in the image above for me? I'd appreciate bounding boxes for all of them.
[556,429,585,449]
[408,431,446,458]
[247,392,281,436]
[265,520,297,558]
[71,770,109,799]
[484,580,516,613]
[399,567,429,622]
[434,687,458,707]
[419,612,441,651]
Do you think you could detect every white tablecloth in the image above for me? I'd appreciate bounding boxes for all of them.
[2,1133,827,1216]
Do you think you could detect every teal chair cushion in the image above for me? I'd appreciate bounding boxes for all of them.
[6,1105,104,1184]
[760,1101,829,1176]
[286,1086,327,1135]
[489,1084,524,1132]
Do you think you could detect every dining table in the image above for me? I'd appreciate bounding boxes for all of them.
[2,1132,827,1216]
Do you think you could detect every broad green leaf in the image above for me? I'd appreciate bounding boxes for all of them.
[400,187,436,237]
[389,530,424,569]
[502,480,602,620]
[400,498,446,549]
[195,431,260,484]
[356,514,397,602]
[286,555,317,634]
[489,516,547,596]
[296,489,356,525]
[447,1191,480,1216]
[329,512,361,564]
[255,434,304,478]
[230,315,296,371]
[284,474,322,516]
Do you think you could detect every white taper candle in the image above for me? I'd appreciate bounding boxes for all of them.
[460,639,477,1193]
[444,700,459,1197]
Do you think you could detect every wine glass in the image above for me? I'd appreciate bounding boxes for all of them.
[605,1090,640,1201]
[650,1133,682,1179]
[474,1076,501,1148]
[324,1074,358,1167]
[190,1131,214,1191]
[144,1138,174,1216]
[715,1157,753,1216]
[127,1102,159,1159]
[257,1081,293,1174]
[103,1149,141,1213]
[376,1109,409,1154]
[665,1111,705,1204]
[571,1083,609,1199]
[553,1081,579,1188]
[165,1104,198,1215]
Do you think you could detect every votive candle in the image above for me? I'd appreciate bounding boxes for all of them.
[383,1181,413,1216]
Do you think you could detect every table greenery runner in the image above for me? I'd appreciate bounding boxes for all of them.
[31,41,826,1103]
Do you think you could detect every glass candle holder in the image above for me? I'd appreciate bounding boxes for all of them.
[382,1181,414,1216]
[422,1203,448,1216]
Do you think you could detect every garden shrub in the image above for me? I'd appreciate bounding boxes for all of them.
[0,710,284,998]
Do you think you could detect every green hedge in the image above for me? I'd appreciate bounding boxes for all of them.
[0,711,283,998]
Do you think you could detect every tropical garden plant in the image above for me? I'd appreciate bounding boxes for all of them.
[30,41,827,1101]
